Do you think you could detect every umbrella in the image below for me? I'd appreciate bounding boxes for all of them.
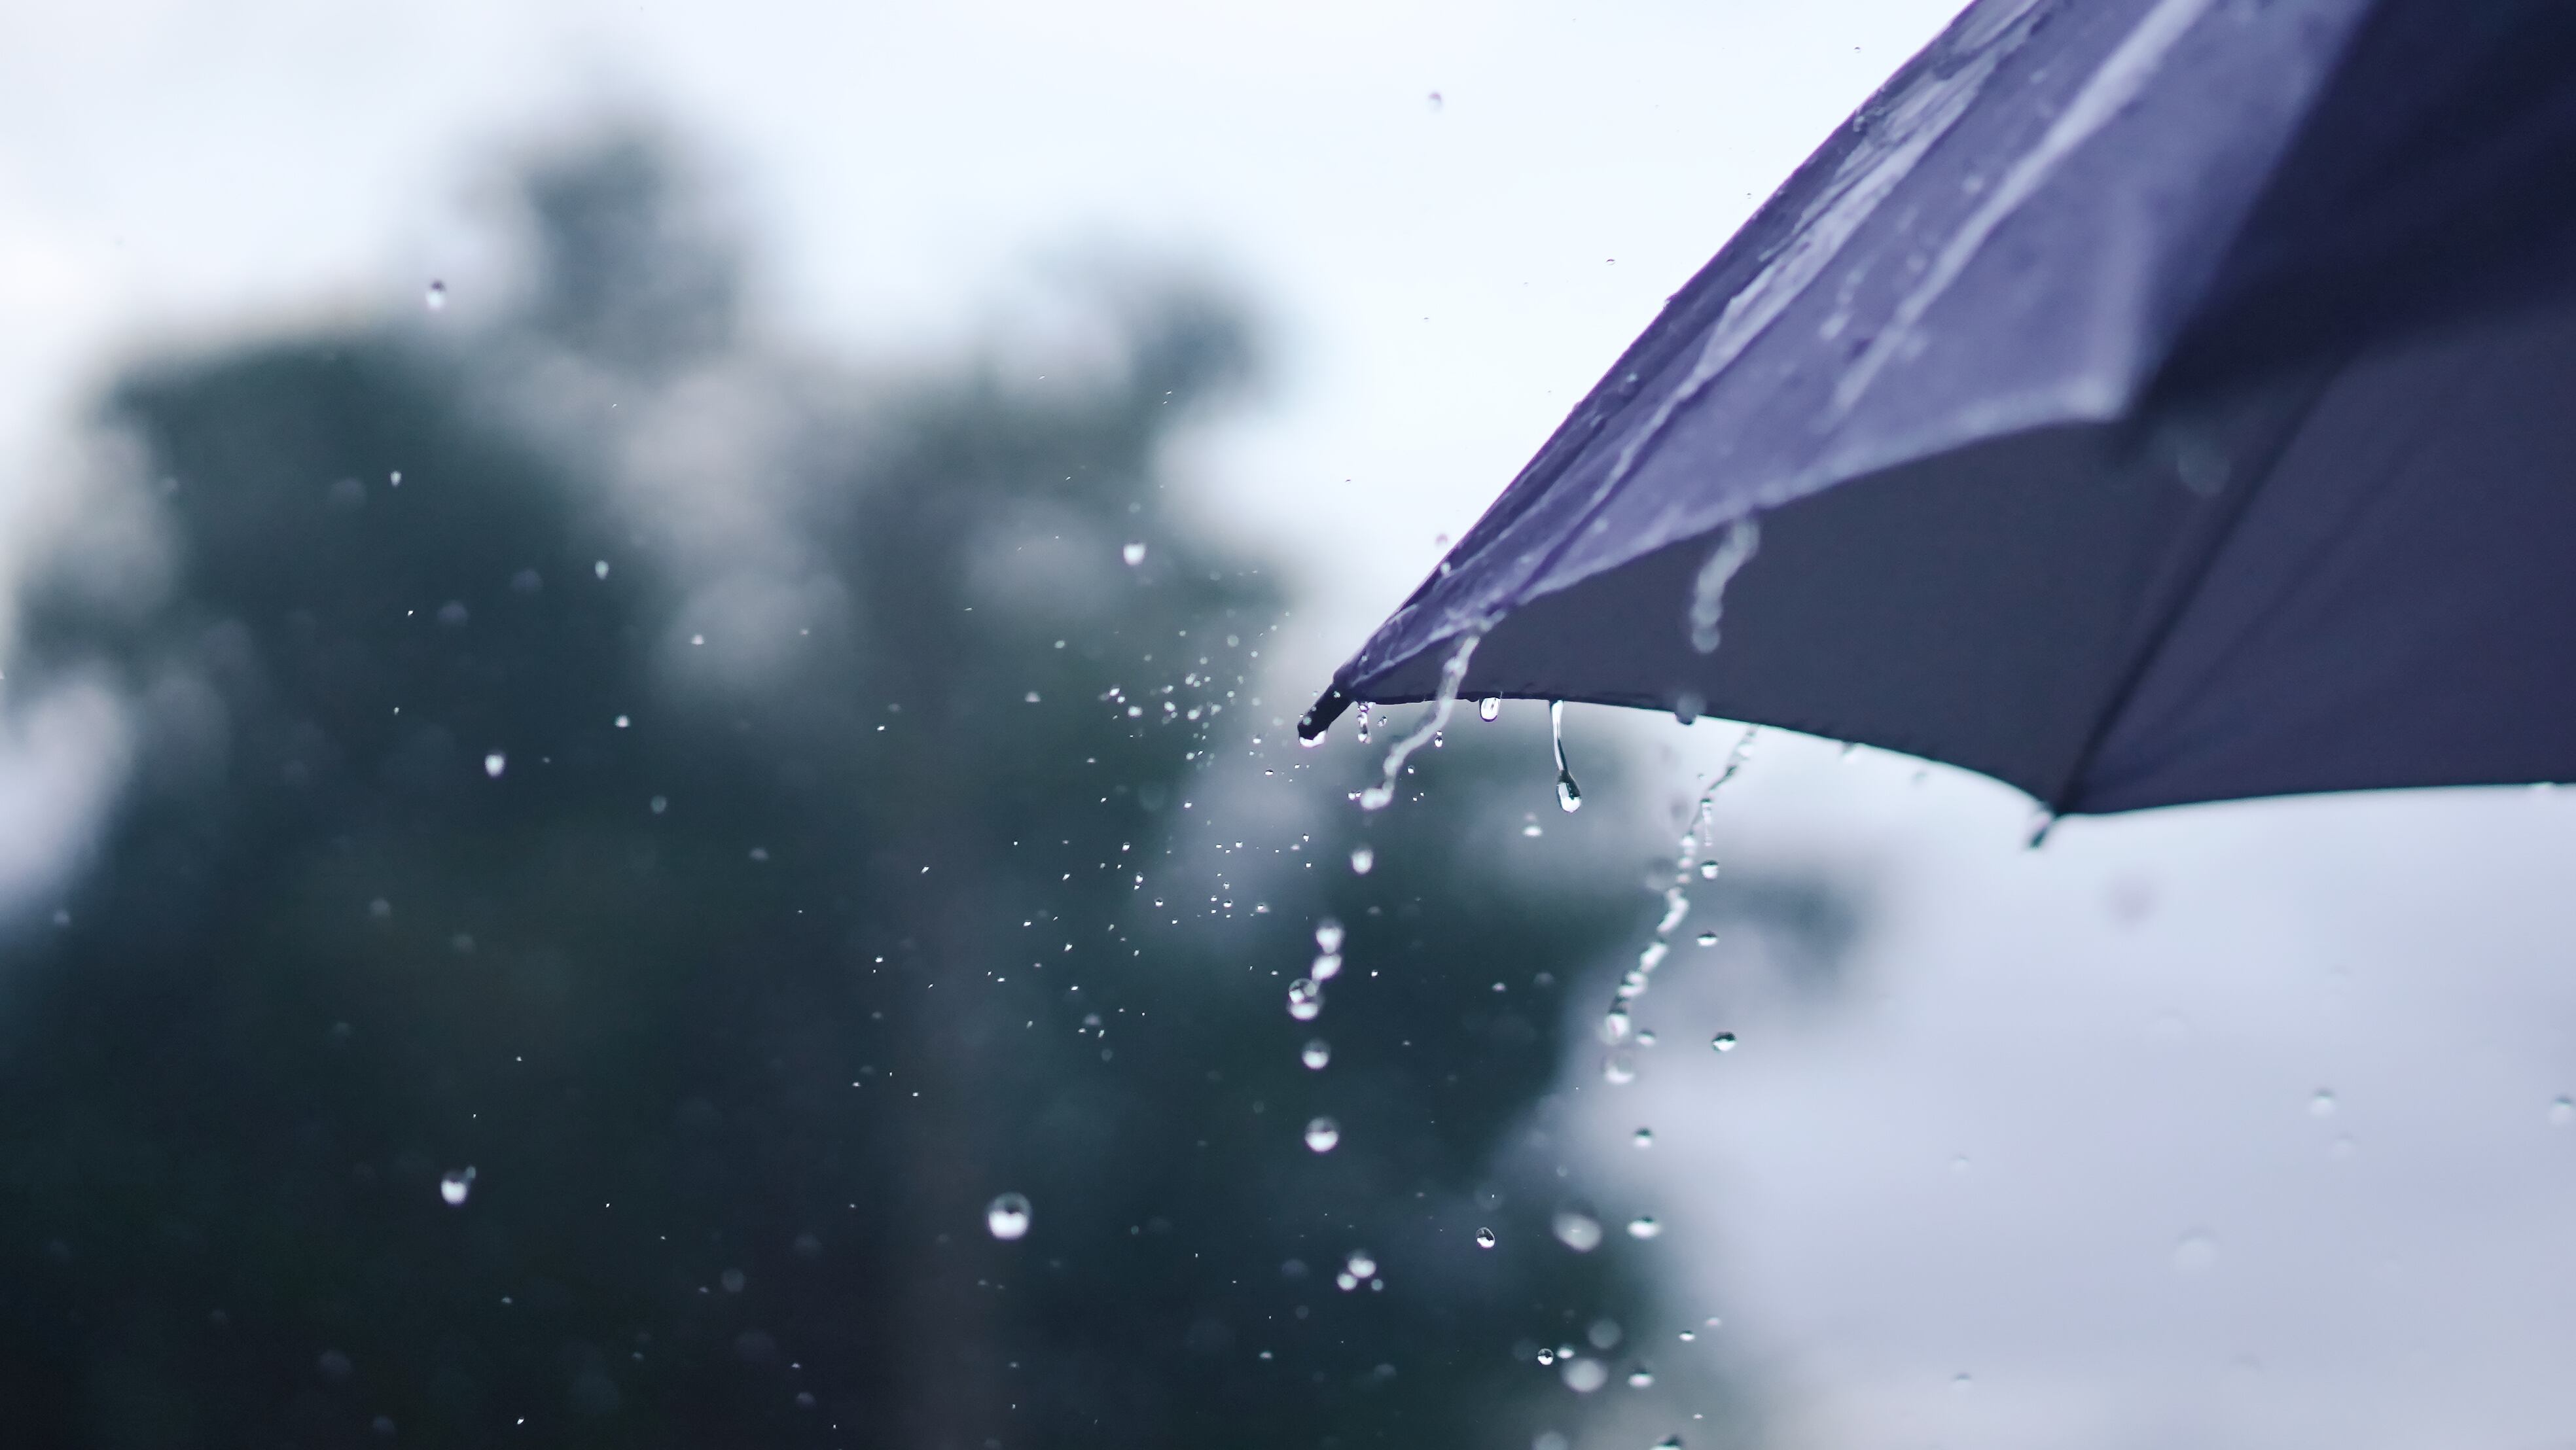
[1300,0,2576,817]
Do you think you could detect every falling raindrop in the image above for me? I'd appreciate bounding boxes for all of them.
[1475,1228,1497,1248]
[1122,542,1147,567]
[1673,692,1704,725]
[1551,1211,1603,1252]
[1349,846,1374,875]
[1686,517,1761,653]
[1709,1033,1737,1053]
[424,279,448,311]
[1694,931,1718,947]
[1536,1348,1556,1366]
[1560,1357,1609,1393]
[1698,862,1719,880]
[483,752,506,779]
[1301,1038,1332,1070]
[1626,1216,1661,1240]
[1632,1127,1653,1150]
[438,1167,475,1206]
[2552,1096,2573,1127]
[1359,633,1477,810]
[1287,978,1324,1021]
[2310,1089,2337,1118]
[594,559,610,578]
[986,1193,1033,1241]
[1550,701,1583,811]
[1628,1366,1656,1388]
[1345,1249,1377,1279]
[1304,1117,1341,1153]
[1601,1052,1637,1085]
[1311,952,1343,981]
[1601,1005,1633,1044]
[1315,919,1345,953]
[1479,696,1501,722]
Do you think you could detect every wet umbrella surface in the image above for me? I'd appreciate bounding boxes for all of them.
[1305,0,2576,817]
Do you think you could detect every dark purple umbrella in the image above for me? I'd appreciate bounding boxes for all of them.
[1302,0,2576,815]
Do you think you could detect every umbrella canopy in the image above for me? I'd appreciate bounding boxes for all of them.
[1301,0,2576,815]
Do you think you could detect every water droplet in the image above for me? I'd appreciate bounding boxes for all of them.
[483,752,506,779]
[1314,919,1345,953]
[1560,1357,1609,1393]
[614,715,630,728]
[1628,1366,1656,1388]
[1602,1051,1637,1085]
[594,559,609,579]
[1709,1033,1736,1053]
[1601,1006,1633,1044]
[986,1192,1032,1241]
[1475,1227,1497,1248]
[1551,1211,1602,1252]
[1677,1330,1696,1343]
[1536,1348,1556,1366]
[1550,701,1583,811]
[2551,1096,2573,1127]
[1694,931,1718,947]
[2026,811,2056,849]
[1952,1372,1973,1391]
[438,1168,475,1206]
[1626,1216,1661,1240]
[424,279,448,311]
[2171,1229,2217,1273]
[1304,1116,1341,1153]
[2310,1089,2337,1118]
[1522,819,1543,838]
[720,1267,746,1293]
[650,795,668,815]
[1686,517,1761,653]
[1673,692,1704,725]
[1287,978,1324,1021]
[1345,1249,1376,1279]
[1653,1437,1682,1449]
[1122,542,1147,567]
[1310,952,1342,981]
[1633,1127,1653,1150]
[1349,846,1374,875]
[1698,861,1719,880]
[1302,1038,1332,1070]
[1479,696,1501,721]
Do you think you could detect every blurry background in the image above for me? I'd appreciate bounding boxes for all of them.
[3,3,2573,1448]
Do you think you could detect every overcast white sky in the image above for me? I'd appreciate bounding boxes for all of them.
[6,3,2573,1445]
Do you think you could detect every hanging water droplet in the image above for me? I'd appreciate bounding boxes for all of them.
[1673,692,1704,725]
[483,752,506,779]
[1122,542,1147,567]
[1697,861,1719,880]
[1345,1249,1377,1279]
[1601,1006,1633,1044]
[1315,919,1345,953]
[1560,1357,1609,1393]
[1626,1216,1661,1240]
[423,279,448,311]
[1709,1033,1737,1053]
[1602,1051,1637,1085]
[2310,1089,2337,1118]
[1550,701,1583,811]
[1478,696,1501,722]
[1301,1038,1331,1070]
[1353,702,1372,744]
[2026,811,2056,849]
[986,1192,1033,1241]
[1551,1210,1603,1252]
[438,1167,475,1206]
[1632,1127,1653,1150]
[1287,978,1324,1021]
[1475,1227,1497,1248]
[1349,846,1374,875]
[1694,931,1718,947]
[1304,1116,1341,1153]
[1310,952,1343,981]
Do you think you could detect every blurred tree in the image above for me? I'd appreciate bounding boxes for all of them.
[0,126,1854,1449]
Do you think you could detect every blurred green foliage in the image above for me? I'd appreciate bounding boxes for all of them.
[0,128,1847,1449]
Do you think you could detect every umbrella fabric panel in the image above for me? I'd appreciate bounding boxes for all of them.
[2076,285,2576,812]
[1329,0,2366,704]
